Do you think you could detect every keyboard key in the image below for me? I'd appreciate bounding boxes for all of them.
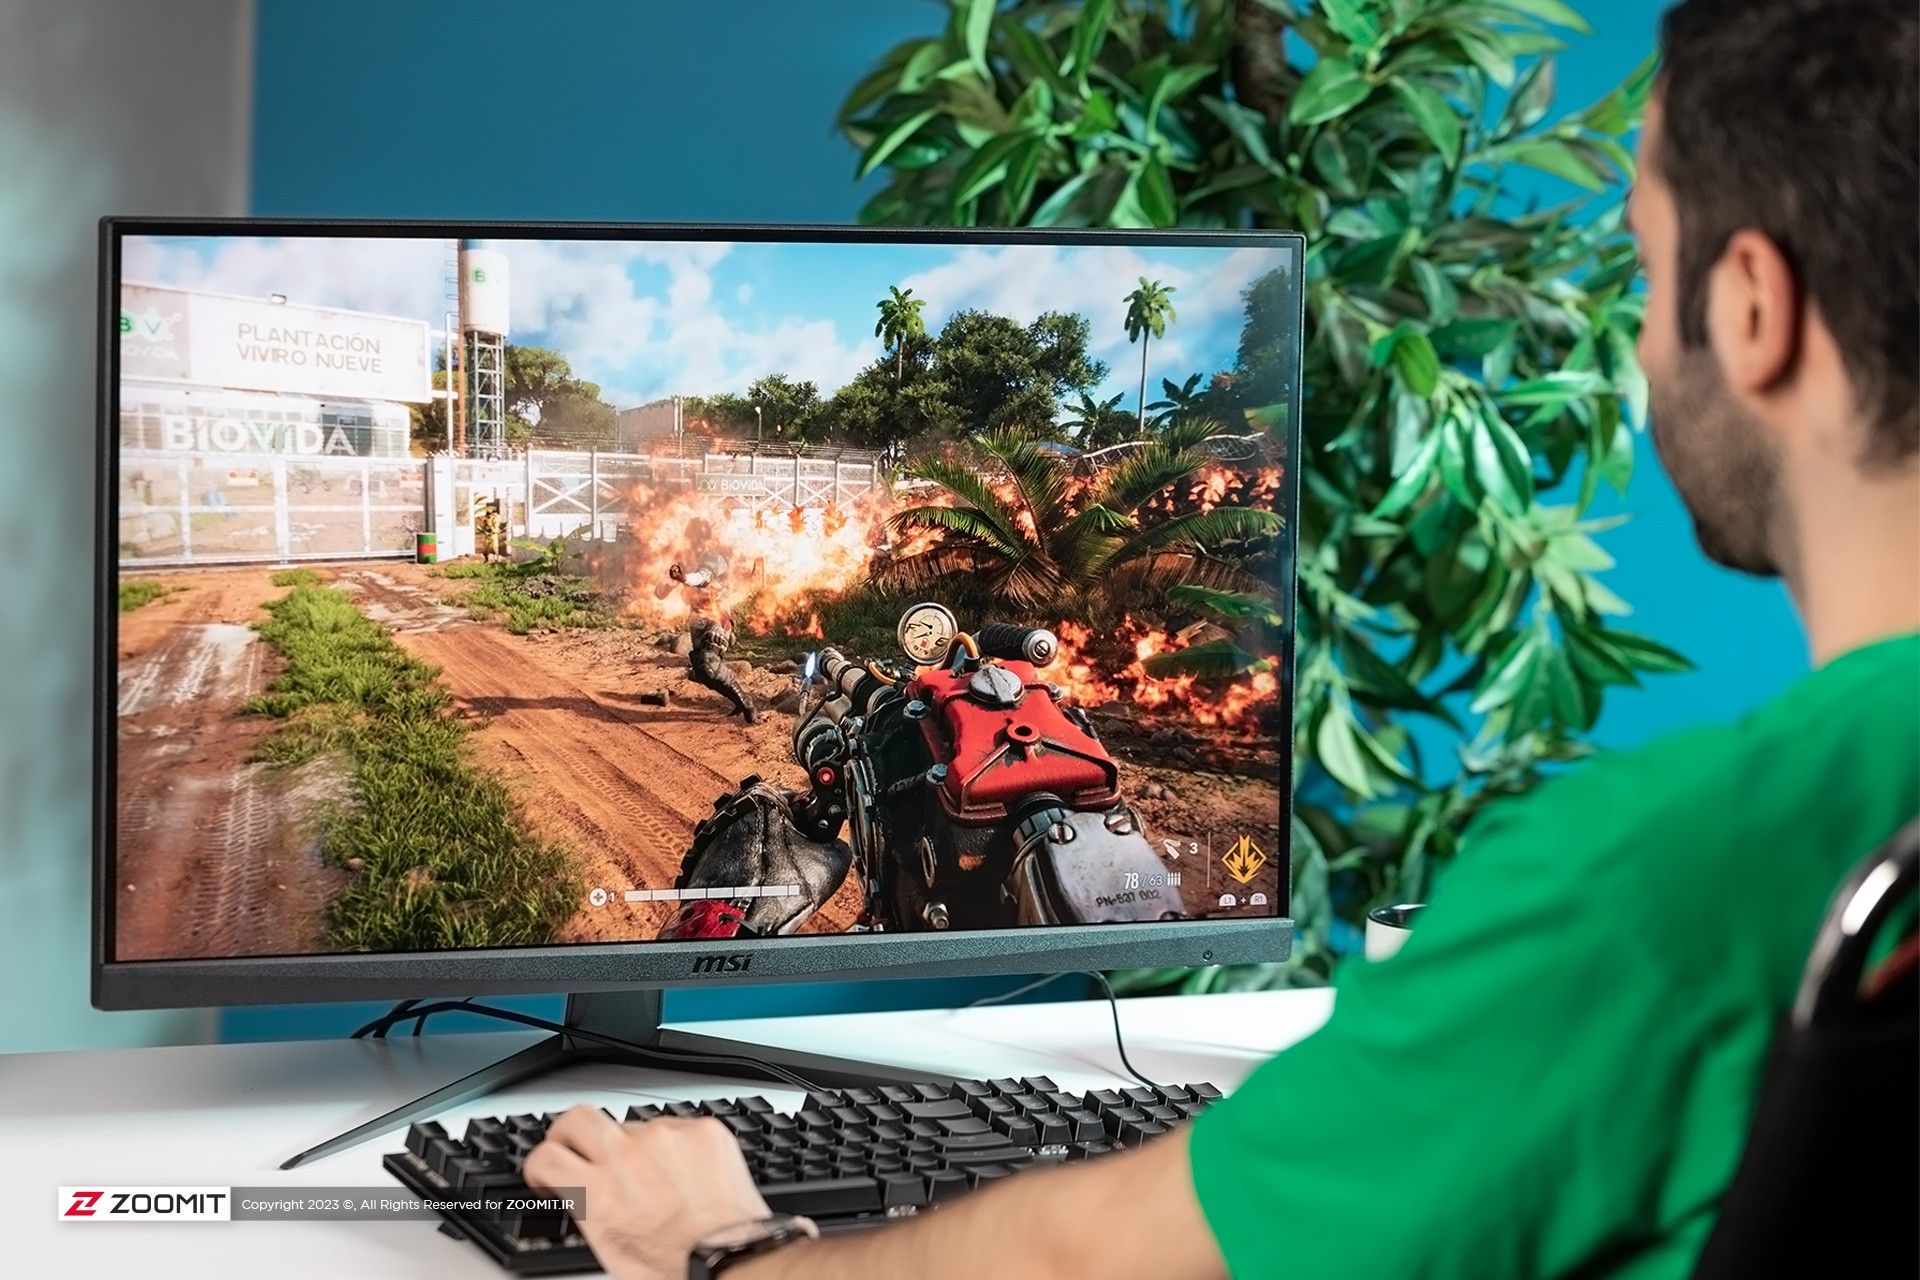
[761,1176,882,1217]
[934,1131,1015,1152]
[1085,1089,1126,1111]
[880,1173,928,1208]
[423,1137,465,1178]
[1061,1109,1103,1142]
[500,1203,567,1240]
[943,1145,1029,1166]
[405,1121,446,1158]
[1190,1083,1224,1101]
[937,1116,992,1137]
[913,1083,950,1102]
[1026,1076,1059,1093]
[879,1085,917,1103]
[926,1169,971,1201]
[968,1163,1016,1189]
[665,1100,703,1118]
[989,1078,1023,1096]
[902,1098,971,1120]
[992,1115,1039,1146]
[505,1113,541,1134]
[1035,1114,1070,1145]
[956,1079,993,1098]
[626,1104,663,1123]
[738,1096,774,1114]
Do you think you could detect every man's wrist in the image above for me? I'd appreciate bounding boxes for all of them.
[688,1213,818,1279]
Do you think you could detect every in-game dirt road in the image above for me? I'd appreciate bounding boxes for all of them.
[114,568,347,961]
[337,565,864,941]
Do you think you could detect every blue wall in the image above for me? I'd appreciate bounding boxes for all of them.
[229,0,1808,1041]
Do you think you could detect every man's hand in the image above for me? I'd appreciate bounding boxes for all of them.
[526,1106,772,1280]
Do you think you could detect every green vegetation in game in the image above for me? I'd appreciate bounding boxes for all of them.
[118,580,177,613]
[243,582,578,951]
[438,541,613,634]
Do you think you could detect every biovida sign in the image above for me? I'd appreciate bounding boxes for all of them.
[120,282,433,404]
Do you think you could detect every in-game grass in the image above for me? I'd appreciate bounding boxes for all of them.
[436,553,613,634]
[243,582,578,951]
[118,580,176,613]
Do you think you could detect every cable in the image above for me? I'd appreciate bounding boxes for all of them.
[965,971,1164,1092]
[965,972,1085,1008]
[347,997,823,1093]
[351,998,420,1039]
[1085,971,1165,1093]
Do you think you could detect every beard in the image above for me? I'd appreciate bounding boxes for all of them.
[1647,344,1784,577]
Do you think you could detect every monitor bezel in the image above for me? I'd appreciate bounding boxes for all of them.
[93,217,1304,1012]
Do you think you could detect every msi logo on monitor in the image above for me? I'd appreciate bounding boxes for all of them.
[691,953,751,975]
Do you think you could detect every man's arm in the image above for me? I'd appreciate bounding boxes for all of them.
[526,1107,1227,1280]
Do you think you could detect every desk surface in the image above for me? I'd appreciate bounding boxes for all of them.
[1,988,1332,1276]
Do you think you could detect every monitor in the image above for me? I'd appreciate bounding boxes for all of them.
[94,221,1301,1023]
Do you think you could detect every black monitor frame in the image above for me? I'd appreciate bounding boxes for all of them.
[93,218,1303,1012]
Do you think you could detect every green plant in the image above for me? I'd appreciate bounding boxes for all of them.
[1123,276,1178,431]
[875,285,930,383]
[270,567,322,588]
[842,0,1685,986]
[117,579,176,613]
[243,582,577,950]
[885,420,1284,615]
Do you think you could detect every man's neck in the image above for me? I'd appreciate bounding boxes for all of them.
[1784,460,1920,666]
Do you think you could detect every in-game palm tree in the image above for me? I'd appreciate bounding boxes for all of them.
[882,418,1282,618]
[873,285,928,384]
[1147,372,1207,428]
[1123,277,1177,434]
[1062,390,1129,448]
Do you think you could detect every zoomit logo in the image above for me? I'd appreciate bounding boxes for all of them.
[691,953,751,975]
[60,1187,231,1221]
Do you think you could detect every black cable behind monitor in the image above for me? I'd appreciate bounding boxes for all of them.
[351,971,1165,1096]
[349,997,825,1093]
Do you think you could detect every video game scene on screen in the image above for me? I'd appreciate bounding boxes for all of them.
[112,233,1295,961]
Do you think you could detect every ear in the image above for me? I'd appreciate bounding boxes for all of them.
[1707,228,1802,394]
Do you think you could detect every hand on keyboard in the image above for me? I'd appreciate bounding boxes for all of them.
[382,1076,1225,1273]
[526,1106,772,1280]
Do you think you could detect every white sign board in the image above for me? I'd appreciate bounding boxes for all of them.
[121,283,433,403]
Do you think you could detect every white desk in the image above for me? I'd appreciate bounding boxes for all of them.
[1,989,1332,1276]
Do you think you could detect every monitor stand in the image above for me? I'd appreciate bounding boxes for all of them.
[280,989,955,1169]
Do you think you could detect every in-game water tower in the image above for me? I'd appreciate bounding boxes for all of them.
[458,239,509,456]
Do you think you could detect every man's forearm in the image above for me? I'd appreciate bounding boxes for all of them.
[736,1131,1226,1280]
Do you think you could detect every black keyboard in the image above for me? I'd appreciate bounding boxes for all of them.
[384,1075,1225,1274]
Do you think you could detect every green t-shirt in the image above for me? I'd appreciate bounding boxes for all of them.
[1190,632,1920,1279]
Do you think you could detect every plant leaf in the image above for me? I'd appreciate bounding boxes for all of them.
[1391,77,1462,166]
[1290,59,1373,126]
[960,0,994,75]
[857,109,939,180]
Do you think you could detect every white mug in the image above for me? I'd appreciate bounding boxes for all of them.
[1364,903,1426,961]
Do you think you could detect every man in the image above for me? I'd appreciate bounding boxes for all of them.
[528,1,1919,1274]
[664,550,758,724]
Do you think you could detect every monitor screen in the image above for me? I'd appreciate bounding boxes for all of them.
[105,226,1299,968]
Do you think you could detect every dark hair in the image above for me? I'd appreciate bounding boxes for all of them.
[1656,0,1918,465]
